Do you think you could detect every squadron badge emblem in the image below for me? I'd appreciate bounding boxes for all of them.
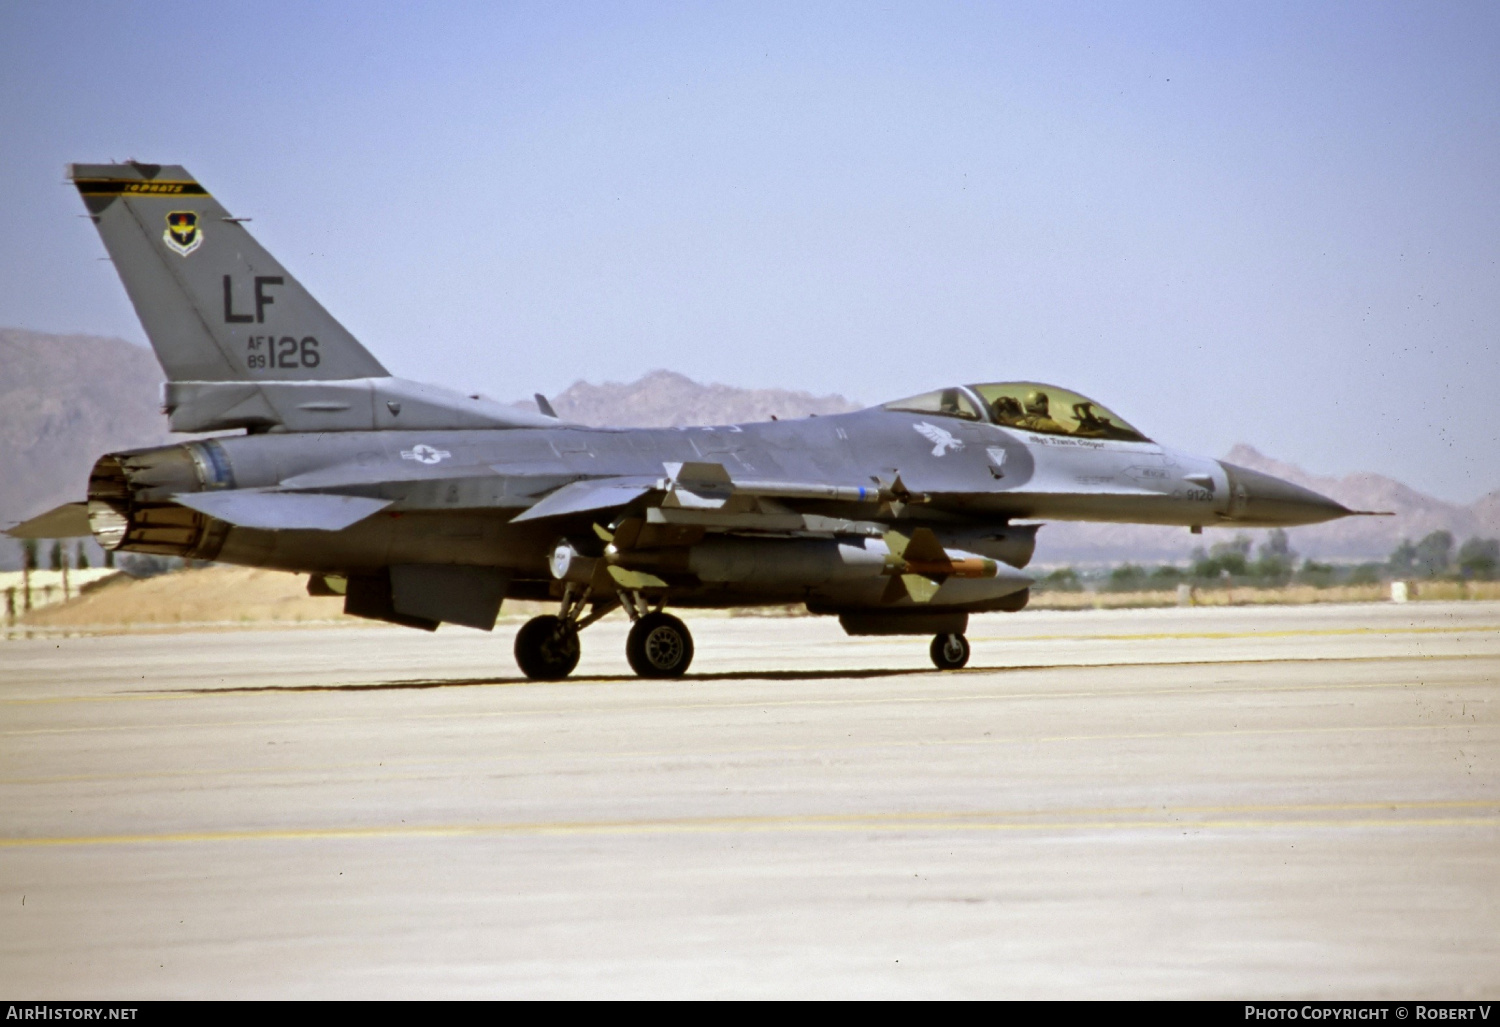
[163,211,202,256]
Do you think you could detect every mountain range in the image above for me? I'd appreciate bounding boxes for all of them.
[1,328,1493,569]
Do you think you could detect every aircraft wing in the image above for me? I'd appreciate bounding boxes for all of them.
[174,490,392,531]
[661,461,881,506]
[511,462,885,526]
[4,502,92,539]
[510,476,662,523]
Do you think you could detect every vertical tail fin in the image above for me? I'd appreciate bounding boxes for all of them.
[69,163,387,382]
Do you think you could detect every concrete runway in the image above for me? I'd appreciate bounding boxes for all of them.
[2,602,1497,998]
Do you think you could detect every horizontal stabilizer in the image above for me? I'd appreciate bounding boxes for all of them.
[512,477,660,523]
[174,490,391,531]
[6,502,92,539]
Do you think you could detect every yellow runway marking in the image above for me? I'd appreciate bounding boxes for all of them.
[3,799,1497,849]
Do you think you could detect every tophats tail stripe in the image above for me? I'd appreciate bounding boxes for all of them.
[73,179,208,197]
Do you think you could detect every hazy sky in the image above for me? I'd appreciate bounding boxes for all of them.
[2,2,1497,502]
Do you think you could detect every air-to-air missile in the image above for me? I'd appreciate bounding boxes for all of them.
[7,164,1374,677]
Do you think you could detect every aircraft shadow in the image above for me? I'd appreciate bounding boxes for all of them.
[165,666,946,695]
[136,649,1414,697]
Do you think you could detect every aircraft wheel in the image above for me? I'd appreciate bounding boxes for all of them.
[626,612,695,678]
[930,632,970,670]
[514,615,581,680]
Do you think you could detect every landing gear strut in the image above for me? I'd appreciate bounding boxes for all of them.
[930,632,970,670]
[514,583,613,680]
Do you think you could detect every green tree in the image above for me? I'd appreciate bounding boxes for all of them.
[75,543,90,570]
[1412,530,1454,577]
[1195,534,1252,579]
[1108,564,1147,591]
[49,541,64,572]
[1039,567,1082,592]
[1456,537,1499,580]
[1253,529,1296,584]
[1388,539,1418,575]
[1150,564,1185,587]
[103,548,115,569]
[21,538,38,571]
[1296,559,1337,587]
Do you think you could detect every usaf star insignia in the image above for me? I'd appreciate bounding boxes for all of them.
[400,444,452,465]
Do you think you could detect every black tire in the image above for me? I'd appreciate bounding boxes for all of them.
[930,632,970,670]
[626,612,695,678]
[514,615,581,680]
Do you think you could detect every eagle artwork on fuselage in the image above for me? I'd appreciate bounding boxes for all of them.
[5,163,1379,678]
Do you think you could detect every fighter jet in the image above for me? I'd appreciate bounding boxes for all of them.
[7,163,1369,677]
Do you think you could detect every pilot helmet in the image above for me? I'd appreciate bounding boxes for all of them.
[1025,390,1050,414]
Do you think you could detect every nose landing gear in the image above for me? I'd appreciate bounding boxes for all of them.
[930,632,970,670]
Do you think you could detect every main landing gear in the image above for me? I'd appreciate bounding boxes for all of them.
[515,585,966,679]
[626,611,694,678]
[513,584,695,681]
[512,615,581,680]
[929,632,970,670]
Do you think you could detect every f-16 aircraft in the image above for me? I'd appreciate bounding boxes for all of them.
[9,163,1368,678]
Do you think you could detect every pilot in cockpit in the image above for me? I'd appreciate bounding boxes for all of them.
[990,395,1025,427]
[1014,390,1065,433]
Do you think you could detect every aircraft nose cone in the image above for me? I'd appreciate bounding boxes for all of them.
[1218,461,1351,526]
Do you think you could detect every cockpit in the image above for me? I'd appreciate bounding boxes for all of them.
[882,381,1151,443]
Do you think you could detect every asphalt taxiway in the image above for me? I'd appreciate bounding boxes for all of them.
[2,602,1497,998]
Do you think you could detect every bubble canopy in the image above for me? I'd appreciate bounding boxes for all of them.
[882,382,1151,443]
